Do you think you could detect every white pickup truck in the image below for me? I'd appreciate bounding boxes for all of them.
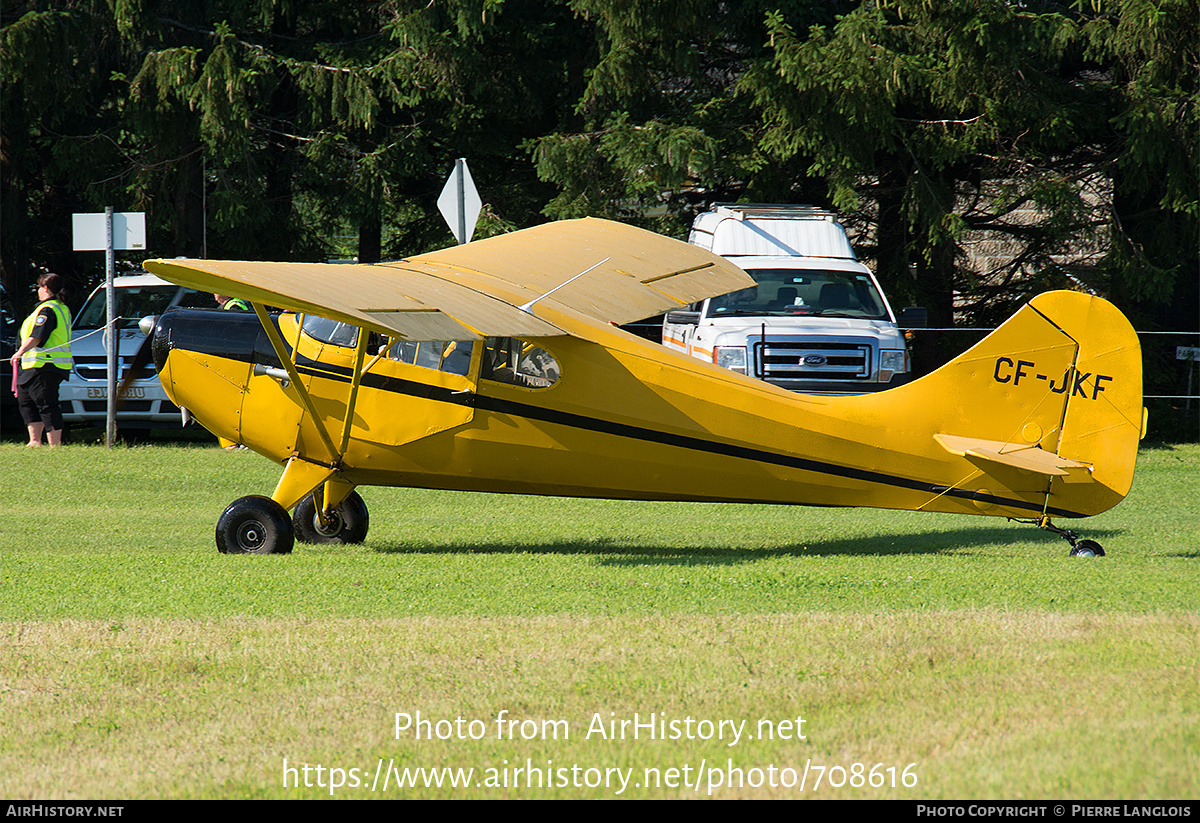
[662,204,924,395]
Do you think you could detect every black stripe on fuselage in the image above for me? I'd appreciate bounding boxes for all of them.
[167,312,1079,518]
[473,393,1074,518]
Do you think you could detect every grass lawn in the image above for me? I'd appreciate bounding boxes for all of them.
[0,442,1196,798]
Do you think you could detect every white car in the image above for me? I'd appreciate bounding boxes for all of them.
[60,272,211,430]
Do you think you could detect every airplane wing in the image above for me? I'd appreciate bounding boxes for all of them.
[143,218,754,341]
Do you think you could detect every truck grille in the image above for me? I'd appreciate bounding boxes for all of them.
[81,400,155,413]
[73,355,156,381]
[752,339,872,383]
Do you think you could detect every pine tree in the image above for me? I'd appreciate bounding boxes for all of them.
[741,0,1127,327]
[531,0,848,236]
[1,1,126,304]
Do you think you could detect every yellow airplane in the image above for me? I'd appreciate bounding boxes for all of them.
[142,218,1144,557]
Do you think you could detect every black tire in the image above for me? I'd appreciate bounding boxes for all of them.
[1070,539,1106,558]
[293,490,369,545]
[216,495,295,555]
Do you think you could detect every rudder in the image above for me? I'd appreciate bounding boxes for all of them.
[1026,290,1144,517]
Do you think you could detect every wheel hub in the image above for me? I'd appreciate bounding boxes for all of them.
[312,511,344,538]
[236,522,266,550]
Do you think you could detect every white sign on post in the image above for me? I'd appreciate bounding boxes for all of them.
[72,212,146,251]
[72,209,147,447]
[437,159,482,245]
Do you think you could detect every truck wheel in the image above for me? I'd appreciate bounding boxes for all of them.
[216,495,295,555]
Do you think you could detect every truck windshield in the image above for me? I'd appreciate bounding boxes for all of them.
[707,269,889,320]
[75,285,208,330]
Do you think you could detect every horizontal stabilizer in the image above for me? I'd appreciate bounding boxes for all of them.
[934,434,1091,477]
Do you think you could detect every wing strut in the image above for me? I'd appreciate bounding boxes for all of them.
[252,304,379,514]
[338,330,377,455]
[252,303,340,465]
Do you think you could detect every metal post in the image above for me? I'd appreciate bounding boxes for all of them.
[455,158,467,245]
[105,206,116,448]
[1188,361,1194,412]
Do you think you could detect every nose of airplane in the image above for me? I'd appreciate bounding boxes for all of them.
[151,307,268,374]
[149,308,281,446]
[151,312,171,373]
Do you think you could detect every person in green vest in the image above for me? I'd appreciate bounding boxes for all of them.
[11,273,73,447]
[214,294,251,311]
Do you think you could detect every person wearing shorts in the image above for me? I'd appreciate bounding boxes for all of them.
[12,273,72,447]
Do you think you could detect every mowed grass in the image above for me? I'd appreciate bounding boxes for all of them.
[0,442,1196,798]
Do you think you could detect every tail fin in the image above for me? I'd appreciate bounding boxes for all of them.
[880,290,1143,519]
[1029,291,1144,516]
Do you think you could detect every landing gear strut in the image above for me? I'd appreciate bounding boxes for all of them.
[1032,516,1106,557]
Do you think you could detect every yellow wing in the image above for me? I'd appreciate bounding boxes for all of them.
[143,218,754,341]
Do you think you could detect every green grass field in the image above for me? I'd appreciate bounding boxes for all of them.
[1,442,1196,799]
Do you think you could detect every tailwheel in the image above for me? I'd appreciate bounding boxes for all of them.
[1069,539,1106,558]
[1031,516,1106,558]
[293,490,369,545]
[216,495,295,555]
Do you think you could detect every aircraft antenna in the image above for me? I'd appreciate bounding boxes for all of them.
[518,257,611,315]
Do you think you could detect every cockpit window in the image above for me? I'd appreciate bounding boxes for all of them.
[386,340,474,377]
[302,315,359,348]
[480,337,559,388]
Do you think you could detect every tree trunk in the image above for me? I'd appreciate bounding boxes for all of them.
[358,216,382,264]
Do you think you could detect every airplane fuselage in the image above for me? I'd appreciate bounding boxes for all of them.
[152,292,1139,523]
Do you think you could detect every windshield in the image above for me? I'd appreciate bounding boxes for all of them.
[302,314,360,348]
[75,284,208,330]
[706,269,889,321]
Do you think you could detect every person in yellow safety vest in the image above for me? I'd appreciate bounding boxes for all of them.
[213,293,250,449]
[214,294,251,311]
[10,273,73,447]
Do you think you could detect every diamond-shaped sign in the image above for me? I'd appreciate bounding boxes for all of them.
[437,159,482,244]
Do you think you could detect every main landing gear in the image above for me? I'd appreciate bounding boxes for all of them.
[215,490,370,554]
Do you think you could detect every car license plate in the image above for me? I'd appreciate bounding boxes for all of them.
[86,386,146,399]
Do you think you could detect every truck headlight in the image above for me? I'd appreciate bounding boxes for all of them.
[714,346,747,374]
[879,349,908,380]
